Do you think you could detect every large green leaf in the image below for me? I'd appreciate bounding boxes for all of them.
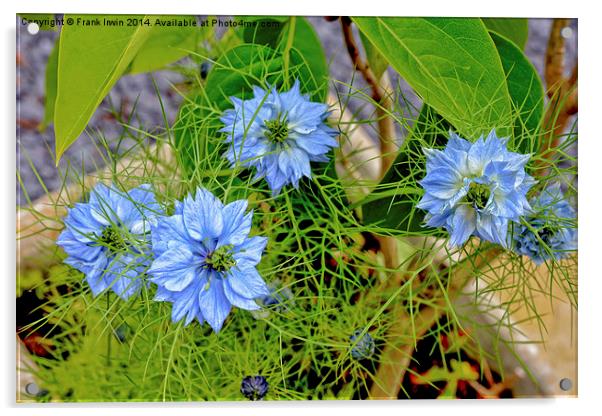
[240,17,329,101]
[241,15,288,47]
[204,44,285,110]
[360,105,451,233]
[204,43,322,110]
[40,37,59,131]
[282,17,329,101]
[54,15,152,162]
[482,18,529,50]
[490,32,544,153]
[128,15,203,74]
[352,17,513,138]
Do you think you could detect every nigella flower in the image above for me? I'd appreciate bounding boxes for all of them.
[512,183,577,265]
[220,80,339,195]
[350,329,375,360]
[148,187,269,332]
[417,130,536,247]
[240,375,269,400]
[57,183,160,300]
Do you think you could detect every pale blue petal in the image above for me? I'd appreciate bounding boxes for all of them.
[223,280,261,310]
[447,205,476,247]
[183,189,224,241]
[218,200,251,247]
[198,279,231,332]
[227,265,270,298]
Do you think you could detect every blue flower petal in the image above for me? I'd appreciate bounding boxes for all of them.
[219,200,252,247]
[198,278,232,332]
[223,281,261,310]
[183,189,224,241]
[227,265,270,299]
[171,279,205,325]
[447,205,476,247]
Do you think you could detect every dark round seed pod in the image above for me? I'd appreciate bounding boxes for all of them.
[240,375,269,400]
[200,61,211,79]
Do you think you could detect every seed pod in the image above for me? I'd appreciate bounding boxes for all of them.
[349,329,375,360]
[240,375,269,400]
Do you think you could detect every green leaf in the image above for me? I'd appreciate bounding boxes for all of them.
[282,17,329,101]
[359,31,388,80]
[490,32,544,153]
[241,16,288,47]
[204,44,286,110]
[128,15,204,74]
[241,17,329,101]
[204,43,322,110]
[352,17,513,138]
[360,105,451,233]
[54,15,152,162]
[40,37,59,131]
[482,18,529,50]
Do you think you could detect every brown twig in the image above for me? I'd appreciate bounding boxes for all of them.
[340,17,396,175]
[537,19,578,175]
[339,16,399,273]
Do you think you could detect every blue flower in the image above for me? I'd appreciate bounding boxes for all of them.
[512,183,577,265]
[148,187,269,332]
[417,130,535,247]
[220,80,339,195]
[240,375,269,400]
[57,183,160,300]
[350,329,375,360]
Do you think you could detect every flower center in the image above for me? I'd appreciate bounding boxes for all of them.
[97,225,128,254]
[537,223,560,242]
[264,116,289,143]
[205,244,236,273]
[466,182,491,210]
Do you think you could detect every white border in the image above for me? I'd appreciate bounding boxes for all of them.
[4,1,601,415]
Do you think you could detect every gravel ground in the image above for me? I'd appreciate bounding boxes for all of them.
[16,17,577,205]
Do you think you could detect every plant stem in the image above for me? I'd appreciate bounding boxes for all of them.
[536,19,578,176]
[340,17,396,174]
[106,292,112,367]
[282,16,297,88]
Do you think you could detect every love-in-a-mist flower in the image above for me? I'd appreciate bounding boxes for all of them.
[148,187,269,332]
[57,183,160,300]
[220,80,339,195]
[417,130,535,247]
[512,183,577,265]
